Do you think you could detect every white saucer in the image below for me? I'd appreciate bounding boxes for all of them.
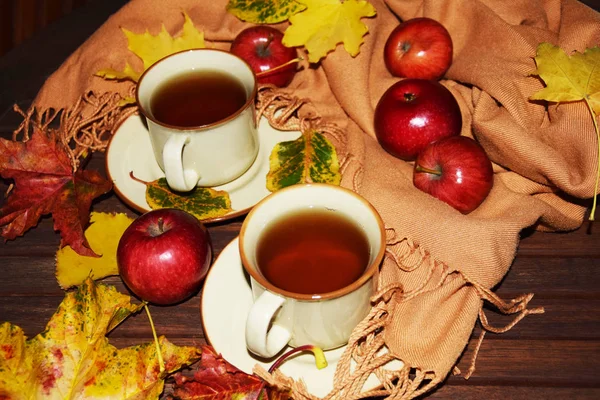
[105,114,301,223]
[201,238,401,397]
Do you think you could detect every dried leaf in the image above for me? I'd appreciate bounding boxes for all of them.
[530,43,600,220]
[145,178,232,221]
[96,12,205,82]
[530,43,600,114]
[227,0,306,23]
[171,346,291,399]
[282,0,376,63]
[0,130,112,257]
[266,129,341,191]
[55,212,134,289]
[0,278,201,399]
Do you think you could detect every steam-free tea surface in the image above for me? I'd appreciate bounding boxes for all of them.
[150,70,246,127]
[256,209,370,295]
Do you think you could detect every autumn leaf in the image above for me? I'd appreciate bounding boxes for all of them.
[267,129,341,191]
[0,130,112,257]
[0,278,201,399]
[530,43,600,219]
[171,346,291,399]
[226,0,306,23]
[530,43,600,113]
[145,177,232,221]
[55,212,134,289]
[96,12,205,82]
[282,0,376,63]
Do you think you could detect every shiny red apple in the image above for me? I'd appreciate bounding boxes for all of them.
[413,136,493,214]
[230,26,298,87]
[117,208,212,305]
[374,78,462,161]
[384,17,453,80]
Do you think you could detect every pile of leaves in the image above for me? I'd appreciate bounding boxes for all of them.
[0,278,200,398]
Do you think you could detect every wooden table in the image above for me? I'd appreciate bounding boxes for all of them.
[1,1,600,398]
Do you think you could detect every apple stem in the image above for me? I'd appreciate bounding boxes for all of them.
[158,217,164,233]
[144,304,165,375]
[415,164,442,176]
[265,33,274,49]
[255,57,303,77]
[403,93,416,102]
[129,171,149,185]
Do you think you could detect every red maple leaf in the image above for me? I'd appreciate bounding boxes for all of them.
[170,346,291,400]
[0,129,112,256]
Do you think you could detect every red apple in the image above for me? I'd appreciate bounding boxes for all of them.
[384,17,453,80]
[117,208,212,305]
[374,78,462,161]
[413,136,493,214]
[230,26,298,87]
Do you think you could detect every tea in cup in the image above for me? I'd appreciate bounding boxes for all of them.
[239,184,386,358]
[136,49,259,192]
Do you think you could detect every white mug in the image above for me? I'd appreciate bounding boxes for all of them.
[136,49,259,192]
[239,184,386,358]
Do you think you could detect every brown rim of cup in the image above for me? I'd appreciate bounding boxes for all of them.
[238,183,387,302]
[135,48,258,131]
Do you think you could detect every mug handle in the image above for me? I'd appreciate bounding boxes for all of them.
[245,290,292,358]
[162,134,200,192]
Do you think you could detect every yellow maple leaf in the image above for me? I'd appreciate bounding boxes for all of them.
[96,12,205,82]
[0,278,201,399]
[530,43,600,220]
[55,212,134,289]
[530,43,600,114]
[282,0,376,63]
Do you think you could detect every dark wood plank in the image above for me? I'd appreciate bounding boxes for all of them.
[13,0,38,45]
[497,257,600,298]
[429,386,600,400]
[450,339,600,386]
[0,0,129,119]
[518,223,600,258]
[0,1,14,56]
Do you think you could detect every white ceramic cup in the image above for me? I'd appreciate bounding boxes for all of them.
[239,184,386,358]
[136,49,259,192]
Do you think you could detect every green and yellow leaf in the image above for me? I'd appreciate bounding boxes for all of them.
[530,43,600,220]
[55,212,134,289]
[146,178,232,221]
[282,0,376,63]
[96,12,205,82]
[227,0,306,23]
[267,129,341,191]
[0,278,201,399]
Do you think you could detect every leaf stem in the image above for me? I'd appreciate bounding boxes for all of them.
[144,304,165,374]
[584,98,600,221]
[256,57,303,77]
[129,171,149,185]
